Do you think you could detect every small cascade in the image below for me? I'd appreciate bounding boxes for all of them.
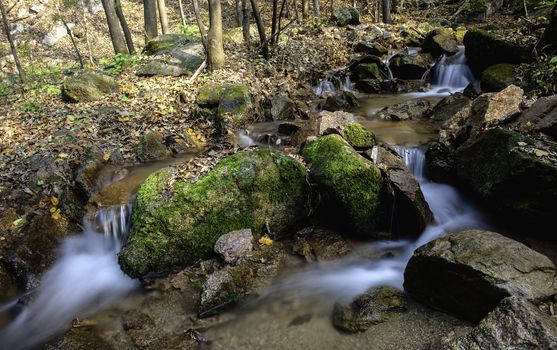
[0,204,138,350]
[266,146,488,301]
[314,70,354,96]
[431,47,474,91]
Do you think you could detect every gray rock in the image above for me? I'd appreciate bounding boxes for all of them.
[442,296,557,350]
[136,131,171,162]
[375,98,434,121]
[29,5,45,14]
[515,95,557,138]
[61,70,117,102]
[332,7,360,26]
[389,53,433,80]
[322,91,359,112]
[429,93,472,122]
[354,41,388,56]
[137,42,204,77]
[332,286,407,333]
[43,23,75,47]
[316,110,356,135]
[404,230,557,322]
[270,95,294,120]
[214,229,253,264]
[422,29,458,57]
[82,0,103,14]
[371,145,433,235]
[9,23,24,35]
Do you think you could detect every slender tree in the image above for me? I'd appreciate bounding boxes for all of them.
[157,0,169,34]
[312,0,320,18]
[57,2,84,68]
[178,0,187,26]
[301,0,308,19]
[114,0,135,54]
[101,0,129,54]
[250,0,269,59]
[271,0,278,44]
[207,0,224,70]
[144,0,158,41]
[0,0,24,82]
[241,0,250,48]
[382,0,391,24]
[235,0,242,27]
[192,0,208,52]
[539,4,557,53]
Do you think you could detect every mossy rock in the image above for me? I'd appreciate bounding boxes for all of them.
[301,134,382,237]
[196,83,252,129]
[351,63,383,81]
[463,29,532,75]
[143,34,189,55]
[136,131,172,162]
[118,148,308,277]
[455,128,557,236]
[332,7,360,26]
[61,71,117,103]
[340,123,375,150]
[480,64,518,92]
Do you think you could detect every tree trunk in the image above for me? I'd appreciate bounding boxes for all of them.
[276,0,287,43]
[178,0,187,26]
[192,0,208,53]
[250,0,269,59]
[241,0,250,48]
[144,0,158,41]
[60,13,84,68]
[235,0,242,26]
[207,0,224,70]
[293,0,299,20]
[101,0,129,54]
[382,0,391,24]
[312,0,320,18]
[114,0,135,54]
[301,0,308,18]
[271,0,278,45]
[157,0,169,34]
[539,4,557,53]
[80,0,94,64]
[0,0,24,82]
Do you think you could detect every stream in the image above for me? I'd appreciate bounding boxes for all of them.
[0,47,484,350]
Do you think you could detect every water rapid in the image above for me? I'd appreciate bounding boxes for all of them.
[0,205,138,350]
[267,146,489,301]
[431,47,474,92]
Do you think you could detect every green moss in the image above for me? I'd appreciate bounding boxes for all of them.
[119,148,308,277]
[480,64,517,92]
[341,123,375,150]
[301,134,382,237]
[196,83,252,128]
[143,34,189,55]
[352,63,382,81]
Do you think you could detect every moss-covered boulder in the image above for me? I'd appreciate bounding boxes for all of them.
[332,7,360,26]
[119,148,308,277]
[61,71,117,102]
[455,128,557,236]
[339,123,375,150]
[463,29,531,75]
[143,34,190,55]
[480,64,518,92]
[137,41,204,77]
[350,63,383,82]
[196,83,252,129]
[301,134,383,237]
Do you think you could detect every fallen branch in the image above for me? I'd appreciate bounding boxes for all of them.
[188,60,207,83]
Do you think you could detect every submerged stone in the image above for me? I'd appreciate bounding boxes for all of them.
[118,148,308,277]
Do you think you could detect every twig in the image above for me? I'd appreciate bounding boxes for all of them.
[188,60,206,83]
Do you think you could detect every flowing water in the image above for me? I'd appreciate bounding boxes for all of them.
[431,47,474,92]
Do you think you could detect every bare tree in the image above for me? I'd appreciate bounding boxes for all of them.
[312,0,320,18]
[192,0,208,52]
[0,0,24,82]
[382,0,391,23]
[157,0,169,34]
[241,0,250,48]
[114,0,135,54]
[178,0,187,26]
[207,0,224,70]
[271,0,278,44]
[101,0,129,54]
[235,0,242,26]
[250,0,269,59]
[144,0,158,41]
[301,0,308,18]
[57,1,84,68]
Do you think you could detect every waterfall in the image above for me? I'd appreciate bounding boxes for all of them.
[266,146,488,301]
[314,71,354,96]
[431,47,474,91]
[0,205,138,350]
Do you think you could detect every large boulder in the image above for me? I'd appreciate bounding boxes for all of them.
[118,148,309,277]
[196,83,252,129]
[455,128,557,234]
[463,29,531,75]
[316,110,357,135]
[332,286,407,333]
[61,71,117,102]
[338,123,375,150]
[480,64,518,92]
[332,7,360,26]
[301,134,383,237]
[354,42,388,56]
[428,93,472,122]
[137,40,204,77]
[441,296,557,350]
[425,141,456,183]
[371,145,433,235]
[422,28,458,57]
[389,53,434,80]
[143,34,190,55]
[514,95,557,138]
[404,230,557,322]
[322,91,359,112]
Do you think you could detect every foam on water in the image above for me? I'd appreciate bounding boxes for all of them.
[431,47,474,92]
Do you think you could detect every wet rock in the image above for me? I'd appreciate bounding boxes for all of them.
[371,145,433,235]
[463,29,531,75]
[293,227,351,262]
[440,296,557,350]
[332,7,360,26]
[0,264,17,303]
[429,93,472,122]
[136,131,172,162]
[389,53,433,80]
[119,149,308,277]
[46,328,113,350]
[391,79,430,93]
[196,83,252,130]
[350,63,384,82]
[61,71,117,103]
[463,80,482,98]
[338,123,375,150]
[425,141,456,183]
[480,64,518,92]
[75,146,108,202]
[316,110,357,135]
[271,95,294,120]
[354,79,381,93]
[422,28,458,57]
[332,286,407,333]
[301,134,383,237]
[277,122,300,136]
[214,228,253,264]
[514,95,557,138]
[455,128,557,234]
[200,246,285,314]
[354,41,388,56]
[375,98,434,121]
[404,230,557,322]
[322,91,359,112]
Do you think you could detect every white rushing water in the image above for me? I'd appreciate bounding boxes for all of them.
[431,47,474,92]
[268,147,489,301]
[0,205,138,350]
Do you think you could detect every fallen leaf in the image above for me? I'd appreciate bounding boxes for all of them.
[50,196,59,206]
[258,235,273,246]
[12,218,26,227]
